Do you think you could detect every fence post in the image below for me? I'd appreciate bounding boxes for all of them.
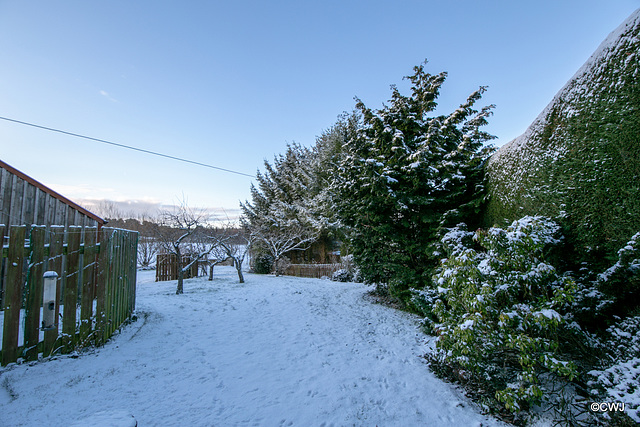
[1,225,26,366]
[24,226,45,361]
[43,226,64,357]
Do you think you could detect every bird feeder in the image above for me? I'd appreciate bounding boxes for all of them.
[42,271,58,331]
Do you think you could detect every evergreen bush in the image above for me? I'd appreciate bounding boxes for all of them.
[424,216,578,413]
[253,253,274,274]
[331,268,352,282]
[334,61,495,302]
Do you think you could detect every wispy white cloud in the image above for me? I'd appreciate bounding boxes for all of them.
[99,90,117,102]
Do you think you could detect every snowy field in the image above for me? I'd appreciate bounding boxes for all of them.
[0,267,505,426]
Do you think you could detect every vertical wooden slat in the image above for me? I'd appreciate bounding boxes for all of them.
[125,230,132,321]
[104,230,114,339]
[24,226,45,361]
[113,230,121,334]
[2,225,26,366]
[62,226,81,352]
[35,189,46,226]
[0,169,12,241]
[120,231,127,324]
[64,205,73,230]
[45,195,56,229]
[130,231,138,316]
[43,226,64,357]
[127,231,135,319]
[22,184,36,229]
[79,227,97,343]
[117,230,125,326]
[8,175,22,227]
[115,230,124,332]
[109,230,119,333]
[0,169,9,310]
[54,200,65,229]
[95,227,111,345]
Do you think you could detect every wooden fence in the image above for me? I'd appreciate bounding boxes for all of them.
[155,253,198,282]
[0,225,138,366]
[284,263,342,279]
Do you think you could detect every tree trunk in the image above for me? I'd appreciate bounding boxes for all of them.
[235,259,245,283]
[209,263,214,281]
[176,248,184,294]
[176,268,184,294]
[274,255,280,276]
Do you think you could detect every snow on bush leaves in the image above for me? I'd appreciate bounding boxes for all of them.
[587,306,640,423]
[426,216,577,412]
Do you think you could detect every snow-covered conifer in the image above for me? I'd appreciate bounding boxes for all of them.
[333,61,495,300]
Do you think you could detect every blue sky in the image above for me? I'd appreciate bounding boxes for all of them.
[1,0,638,220]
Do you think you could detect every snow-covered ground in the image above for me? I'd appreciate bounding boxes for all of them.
[0,267,504,426]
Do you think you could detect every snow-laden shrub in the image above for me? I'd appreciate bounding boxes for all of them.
[253,253,274,274]
[331,268,352,282]
[334,254,363,283]
[430,216,578,413]
[588,315,640,424]
[597,231,640,315]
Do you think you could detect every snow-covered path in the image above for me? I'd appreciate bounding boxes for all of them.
[0,267,503,426]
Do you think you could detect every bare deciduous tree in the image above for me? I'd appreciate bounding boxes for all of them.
[157,201,216,294]
[249,222,318,276]
[206,223,250,283]
[220,234,250,283]
[137,235,159,269]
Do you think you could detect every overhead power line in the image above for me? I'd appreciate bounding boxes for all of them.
[0,116,255,178]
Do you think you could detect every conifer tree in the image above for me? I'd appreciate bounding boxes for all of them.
[334,61,495,301]
[240,143,319,273]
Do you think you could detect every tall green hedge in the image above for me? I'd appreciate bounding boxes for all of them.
[485,10,640,268]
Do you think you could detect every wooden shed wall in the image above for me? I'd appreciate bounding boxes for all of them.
[0,162,104,243]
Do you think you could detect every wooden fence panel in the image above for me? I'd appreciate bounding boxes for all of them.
[155,253,198,281]
[1,225,25,366]
[284,263,342,279]
[0,225,138,366]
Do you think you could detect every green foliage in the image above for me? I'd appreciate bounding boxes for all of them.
[567,231,640,330]
[484,14,640,270]
[240,114,359,265]
[427,217,578,412]
[253,253,274,274]
[597,231,640,314]
[334,61,495,300]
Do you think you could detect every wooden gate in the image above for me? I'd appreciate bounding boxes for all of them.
[0,225,138,366]
[155,253,198,282]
